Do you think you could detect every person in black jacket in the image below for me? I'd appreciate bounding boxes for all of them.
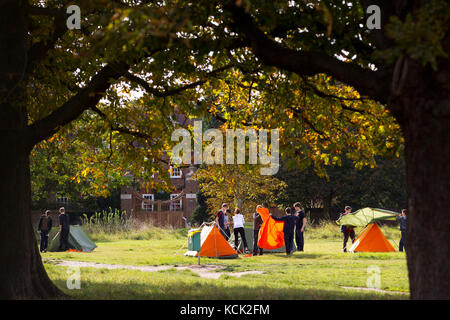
[294,202,306,252]
[253,205,264,256]
[215,203,228,239]
[339,206,355,252]
[397,209,407,252]
[58,207,70,251]
[272,207,299,256]
[37,210,52,253]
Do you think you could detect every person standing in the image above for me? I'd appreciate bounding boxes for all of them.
[37,210,52,253]
[215,203,228,239]
[58,207,70,251]
[294,202,306,252]
[253,205,264,256]
[397,209,407,252]
[272,207,299,256]
[232,208,249,253]
[224,209,232,240]
[339,206,355,252]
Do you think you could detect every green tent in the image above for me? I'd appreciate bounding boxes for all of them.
[47,225,97,252]
[336,207,398,227]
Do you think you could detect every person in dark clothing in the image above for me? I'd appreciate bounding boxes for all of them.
[397,209,407,252]
[253,205,264,256]
[272,207,299,255]
[37,210,52,253]
[224,209,232,240]
[215,203,228,239]
[58,207,70,251]
[294,202,306,252]
[339,206,355,252]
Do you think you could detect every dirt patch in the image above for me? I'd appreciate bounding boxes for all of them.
[341,286,409,295]
[53,260,264,279]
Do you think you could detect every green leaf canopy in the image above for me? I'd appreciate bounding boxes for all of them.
[336,207,399,227]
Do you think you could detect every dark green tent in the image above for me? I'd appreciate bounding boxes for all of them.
[47,225,97,252]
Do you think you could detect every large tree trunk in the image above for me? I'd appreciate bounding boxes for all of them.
[0,127,65,299]
[394,60,450,299]
[0,0,64,299]
[0,102,65,299]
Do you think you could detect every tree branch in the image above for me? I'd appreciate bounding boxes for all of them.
[225,3,390,104]
[300,77,369,114]
[26,62,129,147]
[117,64,234,97]
[90,105,155,141]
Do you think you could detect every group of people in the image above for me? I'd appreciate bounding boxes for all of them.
[339,206,407,252]
[215,203,407,255]
[215,202,307,256]
[38,204,407,255]
[37,207,71,253]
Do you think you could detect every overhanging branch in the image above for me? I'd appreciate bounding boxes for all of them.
[116,64,235,98]
[225,3,390,104]
[26,62,129,147]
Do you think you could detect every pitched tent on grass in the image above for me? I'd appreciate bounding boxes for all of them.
[349,223,396,252]
[48,225,97,252]
[336,207,398,252]
[185,224,238,258]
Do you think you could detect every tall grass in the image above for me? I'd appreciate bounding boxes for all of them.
[83,208,130,234]
[306,219,342,240]
[82,208,187,242]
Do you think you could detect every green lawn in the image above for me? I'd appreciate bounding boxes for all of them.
[42,225,410,300]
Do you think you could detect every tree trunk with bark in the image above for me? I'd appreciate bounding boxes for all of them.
[0,99,65,299]
[0,0,64,300]
[393,60,450,299]
[0,126,65,299]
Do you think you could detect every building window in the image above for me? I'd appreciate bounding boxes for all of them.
[170,166,182,178]
[142,194,154,211]
[170,194,182,211]
[56,193,68,205]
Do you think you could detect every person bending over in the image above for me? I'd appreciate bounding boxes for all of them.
[272,207,299,256]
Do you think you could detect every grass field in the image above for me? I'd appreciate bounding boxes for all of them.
[42,222,410,300]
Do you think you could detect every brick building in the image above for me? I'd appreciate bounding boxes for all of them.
[120,163,199,228]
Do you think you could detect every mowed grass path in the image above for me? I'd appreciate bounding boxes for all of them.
[42,226,410,300]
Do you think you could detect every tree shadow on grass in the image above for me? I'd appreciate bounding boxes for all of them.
[51,277,408,300]
[269,253,327,259]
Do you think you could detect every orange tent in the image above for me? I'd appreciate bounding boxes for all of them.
[349,223,396,252]
[185,224,238,258]
[257,207,285,250]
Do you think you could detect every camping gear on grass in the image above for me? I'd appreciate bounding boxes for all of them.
[349,223,396,252]
[336,207,398,227]
[336,207,398,252]
[228,226,291,254]
[185,223,238,258]
[228,207,298,254]
[256,207,285,250]
[48,225,97,252]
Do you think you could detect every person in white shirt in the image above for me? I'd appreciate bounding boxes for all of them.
[232,208,249,253]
